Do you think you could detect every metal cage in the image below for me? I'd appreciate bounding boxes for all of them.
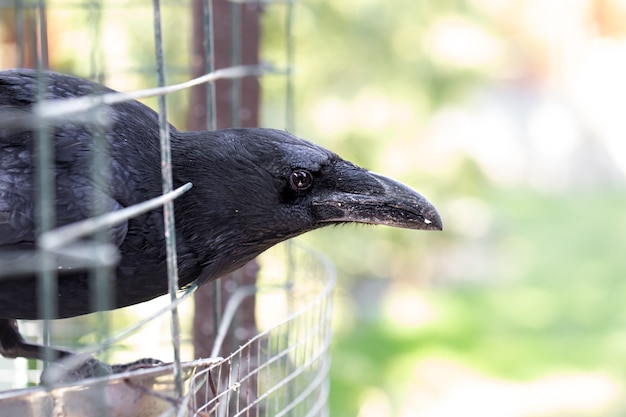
[0,0,336,416]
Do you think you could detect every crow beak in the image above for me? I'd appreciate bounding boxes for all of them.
[312,165,442,231]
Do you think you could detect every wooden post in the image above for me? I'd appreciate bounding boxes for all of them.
[188,0,262,361]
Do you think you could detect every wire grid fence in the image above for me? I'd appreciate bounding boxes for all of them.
[0,0,336,416]
[188,244,334,417]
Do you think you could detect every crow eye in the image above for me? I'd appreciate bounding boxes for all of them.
[289,170,314,191]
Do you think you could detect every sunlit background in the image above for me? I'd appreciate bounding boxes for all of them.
[275,1,626,416]
[2,0,626,415]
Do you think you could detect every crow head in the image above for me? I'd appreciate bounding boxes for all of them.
[175,128,441,281]
[0,70,442,321]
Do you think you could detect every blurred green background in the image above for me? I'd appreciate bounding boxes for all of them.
[2,0,626,415]
[263,1,626,416]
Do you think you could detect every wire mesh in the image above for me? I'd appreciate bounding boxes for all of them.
[0,0,336,416]
[188,244,335,417]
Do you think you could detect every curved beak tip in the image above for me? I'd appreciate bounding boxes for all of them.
[423,211,443,231]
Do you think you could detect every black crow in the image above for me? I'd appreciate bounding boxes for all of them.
[0,69,441,367]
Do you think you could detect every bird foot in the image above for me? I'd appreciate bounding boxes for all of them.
[40,356,165,384]
[111,357,165,373]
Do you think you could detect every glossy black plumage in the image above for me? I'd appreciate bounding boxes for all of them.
[0,69,441,362]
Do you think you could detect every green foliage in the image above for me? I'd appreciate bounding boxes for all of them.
[262,0,489,158]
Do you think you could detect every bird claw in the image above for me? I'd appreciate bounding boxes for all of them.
[40,356,113,384]
[111,357,165,373]
[40,356,165,384]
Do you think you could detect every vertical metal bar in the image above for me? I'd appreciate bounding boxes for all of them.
[284,0,297,291]
[85,0,111,368]
[88,0,104,82]
[203,0,222,342]
[229,0,241,128]
[35,0,48,70]
[35,109,56,369]
[204,0,216,130]
[34,0,55,379]
[89,119,112,365]
[284,0,297,397]
[15,0,25,67]
[285,0,295,132]
[151,0,183,398]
